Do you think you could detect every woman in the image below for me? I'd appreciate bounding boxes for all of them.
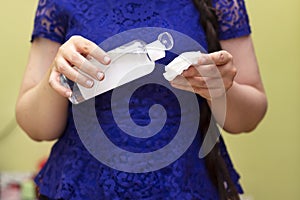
[16,0,267,199]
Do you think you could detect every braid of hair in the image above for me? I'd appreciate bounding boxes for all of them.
[193,0,240,200]
[193,0,222,52]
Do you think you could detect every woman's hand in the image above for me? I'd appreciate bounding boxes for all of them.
[170,50,237,100]
[16,36,111,140]
[49,35,111,98]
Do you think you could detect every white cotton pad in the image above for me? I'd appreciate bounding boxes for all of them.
[163,51,201,81]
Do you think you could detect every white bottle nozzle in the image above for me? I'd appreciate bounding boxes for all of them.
[146,32,174,61]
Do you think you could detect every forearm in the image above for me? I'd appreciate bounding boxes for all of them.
[16,36,110,141]
[209,81,267,133]
[16,69,69,141]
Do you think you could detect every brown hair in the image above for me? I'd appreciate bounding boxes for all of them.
[193,0,241,199]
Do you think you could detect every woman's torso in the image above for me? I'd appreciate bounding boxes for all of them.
[33,0,248,199]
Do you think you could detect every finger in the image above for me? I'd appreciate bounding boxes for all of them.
[181,53,214,77]
[187,77,224,89]
[61,49,105,81]
[182,53,221,77]
[55,57,95,88]
[170,81,211,99]
[71,36,111,65]
[172,75,224,89]
[170,80,195,93]
[209,50,233,66]
[181,66,199,77]
[199,53,214,64]
[219,62,237,79]
[79,58,105,81]
[182,64,220,78]
[171,81,225,99]
[171,75,190,86]
[49,70,72,98]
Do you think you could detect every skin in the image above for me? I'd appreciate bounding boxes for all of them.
[15,35,267,141]
[171,36,267,133]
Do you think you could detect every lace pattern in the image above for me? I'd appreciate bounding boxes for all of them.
[32,0,249,199]
[213,0,251,39]
[32,0,68,43]
[32,0,250,44]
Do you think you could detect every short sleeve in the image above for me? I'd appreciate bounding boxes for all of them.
[31,0,68,44]
[213,0,251,40]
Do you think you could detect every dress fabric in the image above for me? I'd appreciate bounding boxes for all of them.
[32,0,251,199]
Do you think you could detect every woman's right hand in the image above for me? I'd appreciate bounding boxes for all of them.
[49,35,111,98]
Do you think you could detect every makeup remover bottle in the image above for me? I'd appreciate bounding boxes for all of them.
[60,32,174,104]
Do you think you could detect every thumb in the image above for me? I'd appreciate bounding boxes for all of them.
[209,50,233,66]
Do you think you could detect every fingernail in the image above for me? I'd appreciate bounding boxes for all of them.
[86,80,94,87]
[97,72,104,80]
[66,91,72,97]
[103,55,111,64]
[219,53,224,61]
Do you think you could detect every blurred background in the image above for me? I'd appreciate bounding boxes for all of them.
[0,0,299,199]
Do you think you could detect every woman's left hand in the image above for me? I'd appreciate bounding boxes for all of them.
[170,50,237,100]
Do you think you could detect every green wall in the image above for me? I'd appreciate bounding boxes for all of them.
[223,1,300,199]
[0,0,54,172]
[0,0,299,199]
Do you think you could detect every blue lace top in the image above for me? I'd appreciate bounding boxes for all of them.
[32,0,251,199]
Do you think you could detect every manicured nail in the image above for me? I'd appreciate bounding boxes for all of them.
[97,72,104,80]
[86,80,94,87]
[103,55,111,64]
[219,52,224,61]
[66,91,72,97]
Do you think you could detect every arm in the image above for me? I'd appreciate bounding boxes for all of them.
[16,38,67,141]
[16,37,110,141]
[218,35,267,133]
[171,35,267,133]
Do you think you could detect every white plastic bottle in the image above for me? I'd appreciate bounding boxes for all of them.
[60,32,174,104]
